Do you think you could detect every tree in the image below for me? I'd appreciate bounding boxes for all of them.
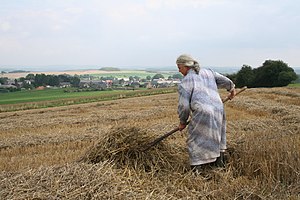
[133,76,140,81]
[25,73,35,80]
[48,76,60,86]
[0,77,8,84]
[293,74,300,83]
[278,71,298,86]
[152,73,164,80]
[235,65,255,88]
[146,75,152,81]
[70,76,80,87]
[34,74,49,87]
[59,74,72,82]
[172,73,183,80]
[253,60,297,87]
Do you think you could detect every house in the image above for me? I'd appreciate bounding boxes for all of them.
[79,80,107,90]
[24,80,32,85]
[130,82,140,89]
[150,79,181,88]
[6,80,15,85]
[0,84,17,89]
[60,82,71,88]
[105,80,113,88]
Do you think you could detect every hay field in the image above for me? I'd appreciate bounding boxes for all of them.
[0,87,299,199]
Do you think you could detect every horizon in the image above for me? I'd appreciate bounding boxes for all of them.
[1,65,300,76]
[0,65,241,72]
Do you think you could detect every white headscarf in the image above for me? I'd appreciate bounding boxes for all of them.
[176,54,200,74]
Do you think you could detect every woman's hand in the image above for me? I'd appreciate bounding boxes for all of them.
[228,88,236,100]
[178,123,187,131]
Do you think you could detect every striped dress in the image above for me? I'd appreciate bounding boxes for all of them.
[178,68,235,165]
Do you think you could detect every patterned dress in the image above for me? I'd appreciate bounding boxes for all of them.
[178,68,235,165]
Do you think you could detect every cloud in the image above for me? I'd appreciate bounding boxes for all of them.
[146,0,228,9]
[64,7,84,15]
[0,0,299,67]
[0,21,11,32]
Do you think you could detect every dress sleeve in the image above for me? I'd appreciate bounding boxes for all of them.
[212,70,235,92]
[177,78,193,124]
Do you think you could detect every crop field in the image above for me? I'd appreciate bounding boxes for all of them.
[0,87,299,199]
[0,88,176,112]
[0,88,124,105]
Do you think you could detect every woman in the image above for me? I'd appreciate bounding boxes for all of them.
[176,54,236,172]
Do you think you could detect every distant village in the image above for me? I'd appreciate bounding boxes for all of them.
[0,71,182,93]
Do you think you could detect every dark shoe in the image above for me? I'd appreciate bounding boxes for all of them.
[214,152,226,168]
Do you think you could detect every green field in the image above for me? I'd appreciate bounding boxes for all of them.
[0,87,177,112]
[0,88,124,105]
[288,83,300,87]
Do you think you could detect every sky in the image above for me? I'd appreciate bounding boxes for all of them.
[0,0,300,70]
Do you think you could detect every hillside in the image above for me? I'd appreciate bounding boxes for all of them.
[0,87,299,199]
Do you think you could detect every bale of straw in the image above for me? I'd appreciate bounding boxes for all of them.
[78,125,188,172]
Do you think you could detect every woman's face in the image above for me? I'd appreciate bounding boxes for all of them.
[177,64,189,76]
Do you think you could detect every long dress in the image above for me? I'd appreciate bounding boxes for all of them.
[178,68,235,165]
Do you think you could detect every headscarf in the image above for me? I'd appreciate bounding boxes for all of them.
[176,54,200,74]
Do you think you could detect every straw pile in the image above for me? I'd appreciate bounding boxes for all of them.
[78,125,188,172]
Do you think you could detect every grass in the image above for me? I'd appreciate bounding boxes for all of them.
[288,82,300,87]
[0,87,177,112]
[0,88,126,105]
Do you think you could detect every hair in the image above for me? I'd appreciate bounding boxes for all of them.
[176,54,200,74]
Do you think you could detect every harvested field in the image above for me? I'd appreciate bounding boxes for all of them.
[0,87,299,199]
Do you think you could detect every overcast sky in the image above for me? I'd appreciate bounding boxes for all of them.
[0,0,299,70]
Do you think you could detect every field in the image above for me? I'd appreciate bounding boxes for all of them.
[0,88,176,112]
[0,69,177,79]
[0,87,299,199]
[288,83,300,87]
[0,89,125,105]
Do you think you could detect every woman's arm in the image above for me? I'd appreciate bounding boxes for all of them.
[177,78,193,127]
[212,70,235,92]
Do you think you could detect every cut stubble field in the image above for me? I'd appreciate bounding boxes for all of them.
[0,87,299,199]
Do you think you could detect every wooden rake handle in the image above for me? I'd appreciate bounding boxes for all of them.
[143,86,247,151]
[222,86,247,103]
[142,126,182,151]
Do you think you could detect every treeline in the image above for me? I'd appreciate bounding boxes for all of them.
[19,74,80,88]
[226,60,298,88]
[99,67,120,71]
